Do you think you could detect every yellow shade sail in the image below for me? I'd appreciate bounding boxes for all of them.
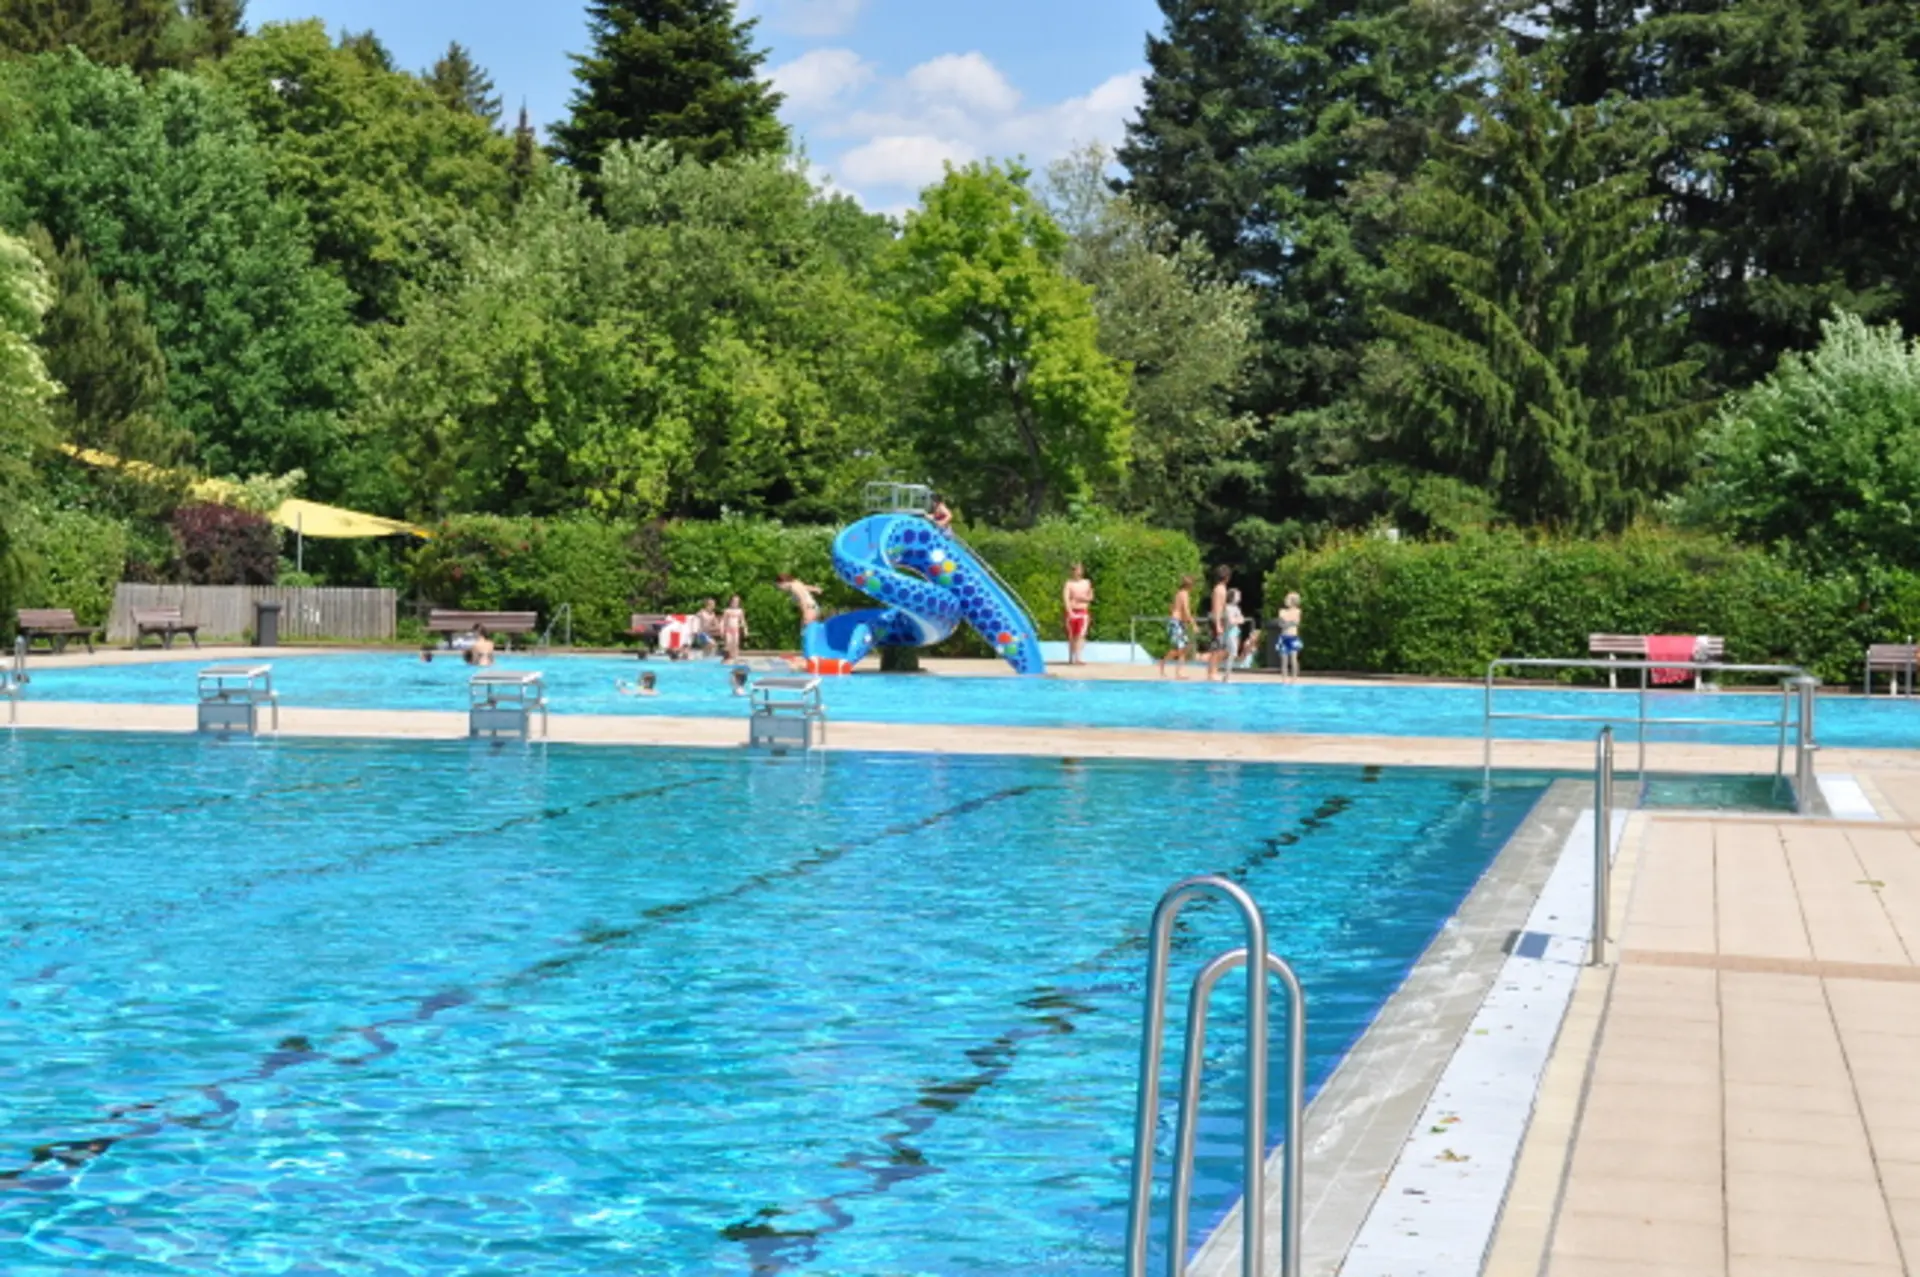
[57,443,430,539]
[272,498,430,540]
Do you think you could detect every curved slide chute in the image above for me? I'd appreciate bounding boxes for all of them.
[801,514,1045,675]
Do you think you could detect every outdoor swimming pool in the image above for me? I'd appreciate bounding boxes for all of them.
[23,651,1920,748]
[0,733,1543,1275]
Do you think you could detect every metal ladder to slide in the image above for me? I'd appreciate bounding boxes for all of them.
[1127,876,1306,1277]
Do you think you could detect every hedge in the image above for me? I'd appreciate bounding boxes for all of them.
[1263,529,1920,685]
[408,513,1204,652]
[8,508,129,626]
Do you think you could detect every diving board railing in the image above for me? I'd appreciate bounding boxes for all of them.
[1127,876,1305,1277]
[197,664,279,735]
[1482,658,1820,814]
[863,481,932,514]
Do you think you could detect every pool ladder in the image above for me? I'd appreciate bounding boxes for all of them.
[1126,876,1305,1277]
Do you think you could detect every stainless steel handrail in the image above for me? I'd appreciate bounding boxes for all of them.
[536,603,572,650]
[1591,727,1614,966]
[1126,876,1305,1277]
[1482,658,1818,792]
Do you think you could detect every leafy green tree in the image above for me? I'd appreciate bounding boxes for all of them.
[427,41,501,125]
[0,227,57,615]
[1679,313,1920,575]
[552,0,786,178]
[507,103,541,202]
[1044,146,1256,530]
[602,142,912,520]
[891,162,1133,527]
[25,226,186,516]
[1363,47,1703,533]
[213,21,516,324]
[0,52,357,488]
[350,173,683,519]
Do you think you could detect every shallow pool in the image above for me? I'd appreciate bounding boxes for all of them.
[23,652,1920,749]
[0,733,1541,1275]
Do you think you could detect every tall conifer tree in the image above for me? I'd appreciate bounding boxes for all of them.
[428,41,501,126]
[552,0,785,176]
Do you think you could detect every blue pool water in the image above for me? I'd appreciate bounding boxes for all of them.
[0,733,1542,1275]
[23,652,1920,748]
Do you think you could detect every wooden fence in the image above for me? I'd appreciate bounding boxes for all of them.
[107,585,397,642]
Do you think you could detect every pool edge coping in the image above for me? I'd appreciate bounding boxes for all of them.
[1188,778,1586,1277]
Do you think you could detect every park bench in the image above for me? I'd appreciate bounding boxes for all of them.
[16,608,99,655]
[1588,634,1724,689]
[1865,643,1918,696]
[426,609,537,650]
[132,607,199,650]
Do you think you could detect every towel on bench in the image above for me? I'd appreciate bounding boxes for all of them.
[1646,634,1696,686]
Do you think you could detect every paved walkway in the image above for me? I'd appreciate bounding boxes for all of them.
[1504,811,1920,1277]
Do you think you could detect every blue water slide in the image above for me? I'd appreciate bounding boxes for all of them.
[801,513,1046,675]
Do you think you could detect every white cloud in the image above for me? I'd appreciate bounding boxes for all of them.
[903,52,1022,115]
[838,134,976,188]
[747,0,870,38]
[770,48,875,114]
[789,52,1148,210]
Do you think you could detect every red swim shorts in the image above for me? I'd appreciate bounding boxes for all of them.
[1066,611,1090,640]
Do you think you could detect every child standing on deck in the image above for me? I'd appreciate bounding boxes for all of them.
[722,595,749,662]
[1277,592,1304,682]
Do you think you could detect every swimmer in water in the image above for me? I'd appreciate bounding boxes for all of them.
[616,671,659,696]
[730,666,750,696]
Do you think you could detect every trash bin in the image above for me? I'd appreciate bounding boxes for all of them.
[254,601,282,648]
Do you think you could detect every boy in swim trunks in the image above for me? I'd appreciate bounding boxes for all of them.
[1277,591,1304,682]
[774,574,821,628]
[1159,576,1195,680]
[1205,566,1232,682]
[1062,562,1093,666]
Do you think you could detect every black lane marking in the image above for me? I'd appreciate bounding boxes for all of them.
[718,789,1362,1273]
[0,782,1052,1194]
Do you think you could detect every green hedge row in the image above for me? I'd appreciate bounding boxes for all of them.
[1263,530,1920,685]
[5,508,129,626]
[408,514,1206,653]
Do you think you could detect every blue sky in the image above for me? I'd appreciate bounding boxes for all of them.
[246,0,1165,212]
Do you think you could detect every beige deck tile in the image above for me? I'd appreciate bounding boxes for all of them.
[1719,970,1831,1006]
[1726,1169,1891,1217]
[1552,1211,1725,1266]
[1558,1171,1722,1225]
[1846,825,1920,959]
[1564,1134,1723,1182]
[1875,1157,1920,1199]
[1725,1134,1877,1177]
[1727,1203,1902,1267]
[1723,1079,1862,1117]
[1716,825,1815,961]
[1728,1259,1905,1277]
[1781,824,1912,966]
[1548,1259,1725,1277]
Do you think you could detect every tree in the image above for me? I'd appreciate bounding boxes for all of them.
[1361,48,1704,533]
[0,0,245,71]
[428,41,501,125]
[212,21,517,324]
[891,162,1133,527]
[1044,146,1257,531]
[551,0,786,178]
[0,53,357,489]
[1679,313,1920,576]
[508,103,540,202]
[601,142,912,520]
[0,228,57,617]
[1610,0,1920,388]
[25,226,186,517]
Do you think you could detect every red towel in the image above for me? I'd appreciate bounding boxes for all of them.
[1646,634,1696,685]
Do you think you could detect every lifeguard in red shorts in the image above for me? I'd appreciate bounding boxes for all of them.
[1062,562,1094,666]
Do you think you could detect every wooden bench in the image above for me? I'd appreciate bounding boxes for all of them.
[16,608,99,655]
[427,609,537,650]
[1865,643,1918,696]
[1589,634,1725,688]
[132,607,199,650]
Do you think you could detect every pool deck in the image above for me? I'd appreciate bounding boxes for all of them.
[1481,803,1920,1277]
[11,645,1920,1276]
